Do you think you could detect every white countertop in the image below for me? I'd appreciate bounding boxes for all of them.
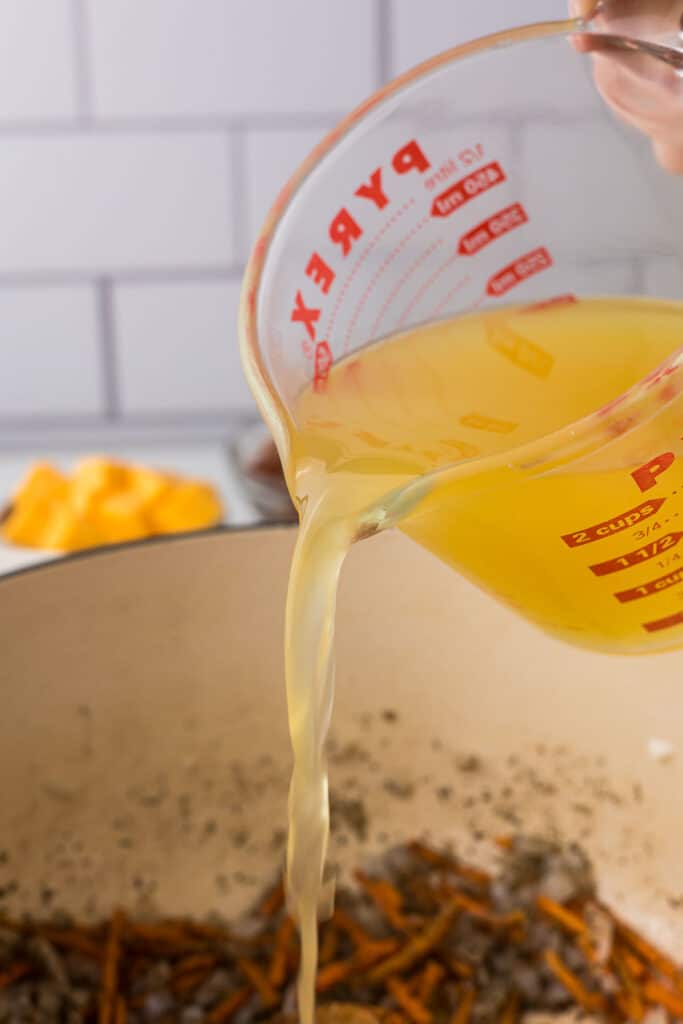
[0,442,261,577]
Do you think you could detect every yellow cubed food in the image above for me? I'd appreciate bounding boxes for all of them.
[127,466,172,508]
[151,481,223,534]
[40,506,103,552]
[2,462,70,547]
[3,458,223,550]
[13,462,68,510]
[2,499,52,548]
[71,457,128,511]
[95,493,149,545]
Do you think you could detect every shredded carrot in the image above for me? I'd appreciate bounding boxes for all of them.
[316,960,353,992]
[114,996,127,1024]
[616,991,645,1023]
[387,976,433,1024]
[0,918,25,935]
[3,837,683,1024]
[207,986,251,1024]
[443,889,492,919]
[408,841,454,869]
[174,953,218,975]
[384,1014,409,1024]
[577,933,599,965]
[443,887,524,932]
[334,907,373,948]
[408,842,490,887]
[173,969,213,997]
[621,948,647,979]
[319,922,339,966]
[258,880,285,918]
[402,971,421,995]
[611,949,645,1022]
[126,921,200,952]
[268,916,295,988]
[450,985,476,1024]
[367,902,459,983]
[499,991,520,1024]
[417,960,446,1004]
[184,921,232,941]
[543,948,606,1014]
[536,895,588,936]
[316,939,398,993]
[450,958,474,979]
[356,871,408,930]
[643,977,683,1016]
[355,938,400,970]
[99,910,126,1024]
[0,962,31,990]
[616,919,683,988]
[451,862,492,889]
[236,957,278,1008]
[41,928,103,960]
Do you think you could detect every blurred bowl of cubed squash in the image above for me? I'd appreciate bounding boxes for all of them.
[1,458,224,554]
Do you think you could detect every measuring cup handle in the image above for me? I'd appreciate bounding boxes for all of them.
[570,0,683,172]
[578,0,683,54]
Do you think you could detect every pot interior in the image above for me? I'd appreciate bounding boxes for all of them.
[1,528,682,953]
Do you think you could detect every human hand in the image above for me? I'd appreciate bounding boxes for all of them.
[570,0,683,172]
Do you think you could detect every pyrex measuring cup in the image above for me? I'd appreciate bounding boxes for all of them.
[240,15,683,655]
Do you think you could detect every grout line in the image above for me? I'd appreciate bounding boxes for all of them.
[630,258,647,294]
[0,410,257,430]
[96,278,119,420]
[0,416,260,452]
[0,110,604,137]
[507,118,527,206]
[376,0,393,86]
[507,117,525,166]
[70,0,93,122]
[0,409,255,430]
[229,129,249,262]
[112,265,244,285]
[0,113,348,136]
[0,265,244,287]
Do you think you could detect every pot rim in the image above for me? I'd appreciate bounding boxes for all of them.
[0,522,295,587]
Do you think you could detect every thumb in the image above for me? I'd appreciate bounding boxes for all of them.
[570,0,600,16]
[653,139,683,173]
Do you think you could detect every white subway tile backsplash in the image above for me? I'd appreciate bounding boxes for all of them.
[87,0,377,118]
[391,0,565,75]
[245,128,332,250]
[391,0,597,115]
[115,280,252,415]
[0,0,681,443]
[521,121,666,257]
[0,135,233,274]
[0,0,76,121]
[644,258,682,299]
[0,286,102,415]
[559,260,637,296]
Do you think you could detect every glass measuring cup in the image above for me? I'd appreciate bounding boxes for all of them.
[240,16,683,655]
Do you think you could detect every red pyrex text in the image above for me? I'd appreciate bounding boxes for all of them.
[486,247,553,297]
[561,499,666,548]
[430,162,505,219]
[615,567,683,603]
[457,203,528,256]
[290,138,433,386]
[589,533,683,576]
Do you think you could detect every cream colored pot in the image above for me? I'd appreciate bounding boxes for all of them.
[1,528,682,955]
